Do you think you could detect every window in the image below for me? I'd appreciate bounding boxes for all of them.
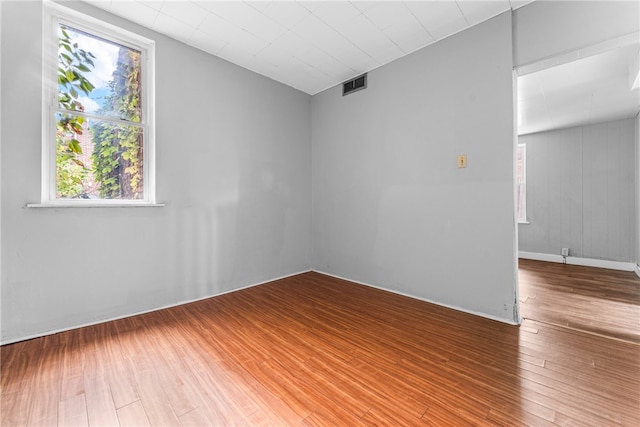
[516,143,527,223]
[42,1,155,205]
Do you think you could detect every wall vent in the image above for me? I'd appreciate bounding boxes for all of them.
[342,73,367,96]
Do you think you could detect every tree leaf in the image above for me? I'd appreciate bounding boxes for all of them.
[72,158,86,168]
[70,122,83,133]
[84,81,95,92]
[68,139,82,154]
[79,80,94,95]
[60,53,72,64]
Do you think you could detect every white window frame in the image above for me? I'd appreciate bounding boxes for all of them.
[516,143,527,223]
[39,0,157,207]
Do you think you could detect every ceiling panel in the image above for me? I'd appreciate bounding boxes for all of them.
[291,13,371,69]
[311,1,362,31]
[456,1,511,26]
[404,2,470,41]
[261,1,310,29]
[197,11,243,42]
[139,1,163,10]
[81,0,532,95]
[187,29,228,55]
[151,12,195,43]
[295,46,350,79]
[334,14,403,62]
[518,44,640,135]
[200,1,263,28]
[382,18,434,55]
[363,2,413,31]
[109,1,158,28]
[159,1,208,27]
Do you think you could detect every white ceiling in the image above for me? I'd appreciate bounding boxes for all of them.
[518,44,640,135]
[79,0,638,135]
[81,0,532,95]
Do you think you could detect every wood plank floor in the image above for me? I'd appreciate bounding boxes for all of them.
[2,270,639,426]
[519,259,640,343]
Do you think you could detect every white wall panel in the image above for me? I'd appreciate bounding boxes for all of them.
[519,127,583,256]
[519,119,636,262]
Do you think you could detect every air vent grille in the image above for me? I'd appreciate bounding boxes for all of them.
[343,73,367,96]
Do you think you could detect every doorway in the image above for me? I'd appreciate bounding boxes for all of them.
[514,38,640,337]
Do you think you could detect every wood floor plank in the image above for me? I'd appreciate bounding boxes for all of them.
[108,360,139,410]
[133,368,181,426]
[58,393,88,427]
[176,406,213,427]
[117,400,151,427]
[519,259,640,343]
[1,265,638,426]
[1,392,30,426]
[26,335,62,426]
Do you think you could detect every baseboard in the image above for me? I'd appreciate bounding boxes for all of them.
[518,251,636,272]
[0,269,312,346]
[635,264,640,279]
[312,269,520,326]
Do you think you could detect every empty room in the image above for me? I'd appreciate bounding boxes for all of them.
[1,0,638,425]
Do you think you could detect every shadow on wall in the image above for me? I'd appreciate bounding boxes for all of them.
[173,156,293,301]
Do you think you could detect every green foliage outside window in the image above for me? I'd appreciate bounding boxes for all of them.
[91,48,143,199]
[56,25,95,198]
[55,24,144,200]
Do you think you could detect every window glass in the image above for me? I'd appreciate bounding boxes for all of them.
[56,25,144,199]
[44,2,155,204]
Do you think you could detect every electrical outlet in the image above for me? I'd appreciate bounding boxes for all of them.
[457,155,467,168]
[561,248,569,257]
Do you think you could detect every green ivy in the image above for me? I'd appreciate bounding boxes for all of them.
[56,25,95,198]
[55,25,143,199]
[90,48,143,199]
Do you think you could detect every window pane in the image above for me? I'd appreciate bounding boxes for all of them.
[56,113,144,200]
[57,25,142,123]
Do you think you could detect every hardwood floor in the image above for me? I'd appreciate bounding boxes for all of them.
[519,258,640,343]
[2,269,639,426]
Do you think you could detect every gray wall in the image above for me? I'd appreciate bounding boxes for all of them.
[513,1,639,67]
[635,116,640,272]
[312,12,518,323]
[0,1,312,343]
[518,119,637,262]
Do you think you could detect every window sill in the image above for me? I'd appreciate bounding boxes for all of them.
[26,202,166,208]
[518,220,530,225]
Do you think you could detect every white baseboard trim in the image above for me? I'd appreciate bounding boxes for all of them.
[0,269,312,346]
[312,269,520,326]
[519,251,636,272]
